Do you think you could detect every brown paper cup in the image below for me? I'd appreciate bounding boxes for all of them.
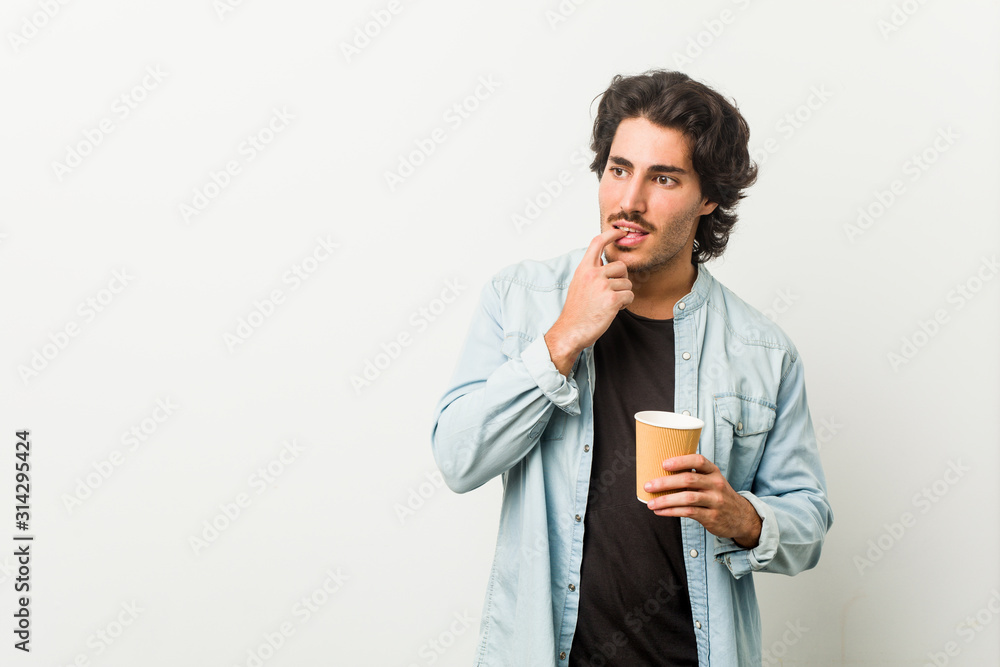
[635,411,704,503]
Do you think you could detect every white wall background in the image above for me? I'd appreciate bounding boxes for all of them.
[1,0,997,665]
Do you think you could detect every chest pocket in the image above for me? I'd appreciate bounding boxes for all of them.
[501,332,567,441]
[713,394,776,491]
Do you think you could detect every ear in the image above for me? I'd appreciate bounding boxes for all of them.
[700,199,718,216]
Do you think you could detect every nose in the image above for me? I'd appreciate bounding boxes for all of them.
[618,174,646,216]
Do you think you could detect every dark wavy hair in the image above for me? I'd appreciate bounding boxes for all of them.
[589,69,758,264]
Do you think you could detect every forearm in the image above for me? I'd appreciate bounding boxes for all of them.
[432,349,565,493]
[432,274,586,492]
[431,277,582,493]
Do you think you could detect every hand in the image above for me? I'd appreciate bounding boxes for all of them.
[643,454,762,549]
[544,228,632,376]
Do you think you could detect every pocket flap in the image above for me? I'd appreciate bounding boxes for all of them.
[714,395,776,436]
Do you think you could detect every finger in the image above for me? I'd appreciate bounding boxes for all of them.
[652,506,701,519]
[607,277,632,292]
[646,490,705,511]
[643,471,701,494]
[603,260,628,279]
[662,454,715,474]
[616,291,634,311]
[584,228,628,267]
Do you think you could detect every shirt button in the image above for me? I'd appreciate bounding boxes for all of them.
[568,583,576,591]
[737,421,743,431]
[575,514,582,522]
[682,352,691,360]
[682,410,690,416]
[690,549,698,558]
[678,301,686,310]
[584,444,590,452]
[560,652,567,660]
[695,620,702,629]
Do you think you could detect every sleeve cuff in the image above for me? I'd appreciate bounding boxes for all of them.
[520,335,582,416]
[713,491,779,579]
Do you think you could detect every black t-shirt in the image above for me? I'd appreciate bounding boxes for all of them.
[568,308,699,666]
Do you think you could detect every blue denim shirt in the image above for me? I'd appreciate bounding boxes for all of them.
[430,248,833,666]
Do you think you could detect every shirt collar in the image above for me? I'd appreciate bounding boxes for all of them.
[675,262,713,318]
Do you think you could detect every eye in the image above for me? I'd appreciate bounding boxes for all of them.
[609,167,626,177]
[656,175,675,186]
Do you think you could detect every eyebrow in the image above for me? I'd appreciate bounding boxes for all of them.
[607,155,688,176]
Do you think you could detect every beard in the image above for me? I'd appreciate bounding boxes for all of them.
[603,197,704,280]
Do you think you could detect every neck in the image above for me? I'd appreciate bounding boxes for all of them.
[627,261,698,319]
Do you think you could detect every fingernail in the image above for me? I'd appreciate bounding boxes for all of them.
[643,482,652,491]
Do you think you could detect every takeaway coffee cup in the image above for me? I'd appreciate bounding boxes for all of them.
[635,411,704,503]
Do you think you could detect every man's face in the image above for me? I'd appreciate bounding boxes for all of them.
[598,116,718,277]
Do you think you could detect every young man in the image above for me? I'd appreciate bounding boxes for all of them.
[430,70,833,666]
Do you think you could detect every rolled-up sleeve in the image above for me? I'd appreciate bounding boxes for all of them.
[431,279,581,494]
[519,334,581,415]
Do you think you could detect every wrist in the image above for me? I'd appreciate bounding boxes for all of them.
[544,325,583,378]
[732,497,762,549]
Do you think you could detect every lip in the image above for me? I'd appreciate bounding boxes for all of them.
[615,233,647,247]
[611,221,650,247]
